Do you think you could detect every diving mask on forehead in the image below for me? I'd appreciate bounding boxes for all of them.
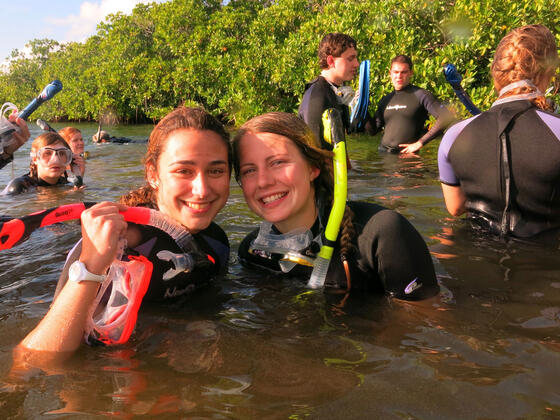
[249,221,322,273]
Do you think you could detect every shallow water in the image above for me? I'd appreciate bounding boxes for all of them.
[0,123,558,419]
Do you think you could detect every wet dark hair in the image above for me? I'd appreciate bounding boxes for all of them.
[232,112,356,260]
[390,54,413,71]
[120,106,231,208]
[318,33,357,69]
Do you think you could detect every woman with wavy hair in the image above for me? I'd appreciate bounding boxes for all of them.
[232,111,438,300]
[16,107,231,362]
[438,24,560,238]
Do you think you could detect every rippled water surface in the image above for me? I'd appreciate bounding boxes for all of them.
[0,123,558,419]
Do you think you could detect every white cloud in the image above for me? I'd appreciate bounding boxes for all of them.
[47,0,166,43]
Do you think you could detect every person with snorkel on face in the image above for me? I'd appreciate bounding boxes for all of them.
[371,55,453,154]
[298,33,362,151]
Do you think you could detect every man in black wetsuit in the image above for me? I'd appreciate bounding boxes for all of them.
[298,33,360,150]
[372,55,452,154]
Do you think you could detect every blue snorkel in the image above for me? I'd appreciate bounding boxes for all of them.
[349,60,370,131]
[18,80,63,120]
[443,64,481,116]
[308,108,348,289]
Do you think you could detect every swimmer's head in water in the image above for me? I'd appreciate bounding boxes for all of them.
[120,106,231,234]
[92,130,111,143]
[492,24,559,108]
[30,132,71,183]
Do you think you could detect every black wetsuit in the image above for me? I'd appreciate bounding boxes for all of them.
[2,173,71,195]
[373,84,448,152]
[438,99,560,238]
[298,76,350,150]
[0,153,14,170]
[131,223,229,301]
[97,136,147,144]
[238,201,438,300]
[56,219,230,303]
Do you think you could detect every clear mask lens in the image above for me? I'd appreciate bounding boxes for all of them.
[86,255,153,346]
[35,147,73,164]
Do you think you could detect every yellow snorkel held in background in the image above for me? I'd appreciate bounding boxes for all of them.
[307,108,348,289]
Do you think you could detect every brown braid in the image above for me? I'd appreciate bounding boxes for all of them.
[491,24,559,111]
[232,112,356,260]
[119,106,231,208]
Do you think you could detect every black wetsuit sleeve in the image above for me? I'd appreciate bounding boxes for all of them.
[352,202,438,300]
[416,90,454,146]
[2,175,34,195]
[0,153,14,170]
[298,82,331,148]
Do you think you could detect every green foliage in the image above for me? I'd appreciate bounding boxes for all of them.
[0,0,558,124]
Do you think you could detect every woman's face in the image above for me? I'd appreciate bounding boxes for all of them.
[237,132,319,233]
[149,128,230,234]
[68,132,84,155]
[33,141,71,184]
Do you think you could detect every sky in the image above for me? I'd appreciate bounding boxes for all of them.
[0,0,170,63]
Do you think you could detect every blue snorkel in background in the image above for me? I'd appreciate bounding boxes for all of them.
[349,60,370,132]
[0,80,63,154]
[443,64,481,116]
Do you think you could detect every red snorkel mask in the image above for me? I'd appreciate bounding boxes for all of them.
[86,255,153,346]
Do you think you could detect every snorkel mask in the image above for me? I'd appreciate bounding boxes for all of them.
[249,221,322,272]
[86,254,153,346]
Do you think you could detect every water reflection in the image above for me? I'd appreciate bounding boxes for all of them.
[0,128,559,418]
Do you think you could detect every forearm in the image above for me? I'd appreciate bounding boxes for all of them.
[418,118,445,146]
[19,280,99,353]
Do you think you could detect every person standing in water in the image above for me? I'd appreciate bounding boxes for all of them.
[298,33,361,150]
[438,24,560,239]
[59,127,86,177]
[2,132,74,195]
[372,55,452,154]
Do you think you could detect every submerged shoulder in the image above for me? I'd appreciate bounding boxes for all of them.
[2,174,35,195]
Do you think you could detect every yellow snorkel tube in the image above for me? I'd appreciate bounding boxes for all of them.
[307,108,348,288]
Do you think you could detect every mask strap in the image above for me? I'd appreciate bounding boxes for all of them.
[498,79,542,97]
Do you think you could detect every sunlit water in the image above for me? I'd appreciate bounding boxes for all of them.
[0,123,558,419]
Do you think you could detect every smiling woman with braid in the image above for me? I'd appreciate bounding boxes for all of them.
[233,112,438,300]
